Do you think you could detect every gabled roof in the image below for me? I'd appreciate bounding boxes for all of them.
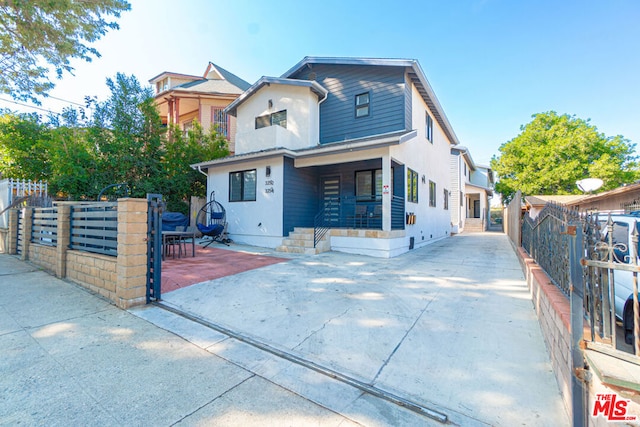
[224,77,328,117]
[148,62,251,96]
[203,62,251,91]
[281,57,460,146]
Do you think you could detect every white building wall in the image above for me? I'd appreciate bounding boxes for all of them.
[389,83,454,250]
[470,166,490,188]
[450,153,462,233]
[235,84,319,154]
[207,157,285,248]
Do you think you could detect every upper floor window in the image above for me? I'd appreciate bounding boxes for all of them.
[407,168,418,203]
[255,110,287,129]
[212,107,229,138]
[429,181,436,207]
[156,77,169,94]
[229,169,257,202]
[355,92,370,118]
[426,112,433,143]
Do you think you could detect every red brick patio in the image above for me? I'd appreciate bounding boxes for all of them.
[161,245,288,294]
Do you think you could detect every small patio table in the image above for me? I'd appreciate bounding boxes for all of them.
[162,230,196,260]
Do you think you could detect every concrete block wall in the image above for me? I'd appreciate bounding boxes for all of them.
[6,198,149,309]
[66,251,117,301]
[515,245,572,419]
[27,244,57,276]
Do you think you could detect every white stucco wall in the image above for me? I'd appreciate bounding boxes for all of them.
[470,166,491,188]
[206,157,285,248]
[235,84,320,154]
[388,83,454,250]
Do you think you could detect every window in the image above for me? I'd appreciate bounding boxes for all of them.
[355,92,370,117]
[444,189,449,210]
[429,181,436,207]
[356,169,383,201]
[212,107,229,138]
[255,110,287,129]
[229,169,257,202]
[426,112,433,143]
[407,168,418,203]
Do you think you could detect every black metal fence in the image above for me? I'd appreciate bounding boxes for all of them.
[70,202,118,256]
[522,204,640,358]
[521,203,582,296]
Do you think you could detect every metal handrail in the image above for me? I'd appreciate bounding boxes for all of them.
[313,200,332,248]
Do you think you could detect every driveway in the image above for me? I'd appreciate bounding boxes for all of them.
[135,232,569,426]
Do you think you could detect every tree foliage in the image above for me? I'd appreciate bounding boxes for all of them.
[0,73,229,212]
[0,0,130,103]
[491,111,639,204]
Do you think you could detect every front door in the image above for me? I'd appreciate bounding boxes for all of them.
[474,200,480,218]
[321,176,340,226]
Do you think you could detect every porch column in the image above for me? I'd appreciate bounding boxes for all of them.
[168,99,174,125]
[382,154,391,231]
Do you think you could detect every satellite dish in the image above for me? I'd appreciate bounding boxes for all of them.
[576,178,604,193]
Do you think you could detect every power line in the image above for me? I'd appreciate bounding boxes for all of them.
[45,95,86,107]
[0,97,62,116]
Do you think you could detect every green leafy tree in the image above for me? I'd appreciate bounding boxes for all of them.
[0,72,229,205]
[162,121,229,213]
[0,111,52,180]
[491,111,639,204]
[0,0,130,103]
[88,73,164,198]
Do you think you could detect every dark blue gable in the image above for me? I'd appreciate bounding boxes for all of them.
[289,64,407,144]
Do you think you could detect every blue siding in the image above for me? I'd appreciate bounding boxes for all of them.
[404,74,413,131]
[290,64,407,143]
[282,157,318,234]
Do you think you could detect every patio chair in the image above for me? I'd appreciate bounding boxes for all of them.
[196,192,229,247]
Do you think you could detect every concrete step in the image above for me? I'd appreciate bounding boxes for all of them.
[276,228,331,255]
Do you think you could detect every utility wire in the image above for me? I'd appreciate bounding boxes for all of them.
[0,97,62,115]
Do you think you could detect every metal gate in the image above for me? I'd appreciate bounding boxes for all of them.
[146,194,164,303]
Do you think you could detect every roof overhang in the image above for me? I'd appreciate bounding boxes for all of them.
[451,145,476,171]
[148,71,202,84]
[225,77,328,117]
[282,57,460,146]
[191,129,417,171]
[466,182,493,197]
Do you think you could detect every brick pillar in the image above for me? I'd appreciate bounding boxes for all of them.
[56,203,71,278]
[7,209,18,255]
[21,207,33,261]
[115,198,148,309]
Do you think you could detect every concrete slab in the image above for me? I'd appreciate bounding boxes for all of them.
[160,233,570,426]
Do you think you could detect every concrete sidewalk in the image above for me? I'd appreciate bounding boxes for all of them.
[0,255,374,426]
[0,232,570,426]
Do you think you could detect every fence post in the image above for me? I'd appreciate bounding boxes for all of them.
[115,198,149,309]
[568,222,587,426]
[56,203,71,278]
[7,209,18,254]
[20,207,33,261]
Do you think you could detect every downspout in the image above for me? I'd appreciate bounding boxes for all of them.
[196,165,208,177]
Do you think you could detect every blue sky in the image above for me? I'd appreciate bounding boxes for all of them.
[2,0,638,165]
